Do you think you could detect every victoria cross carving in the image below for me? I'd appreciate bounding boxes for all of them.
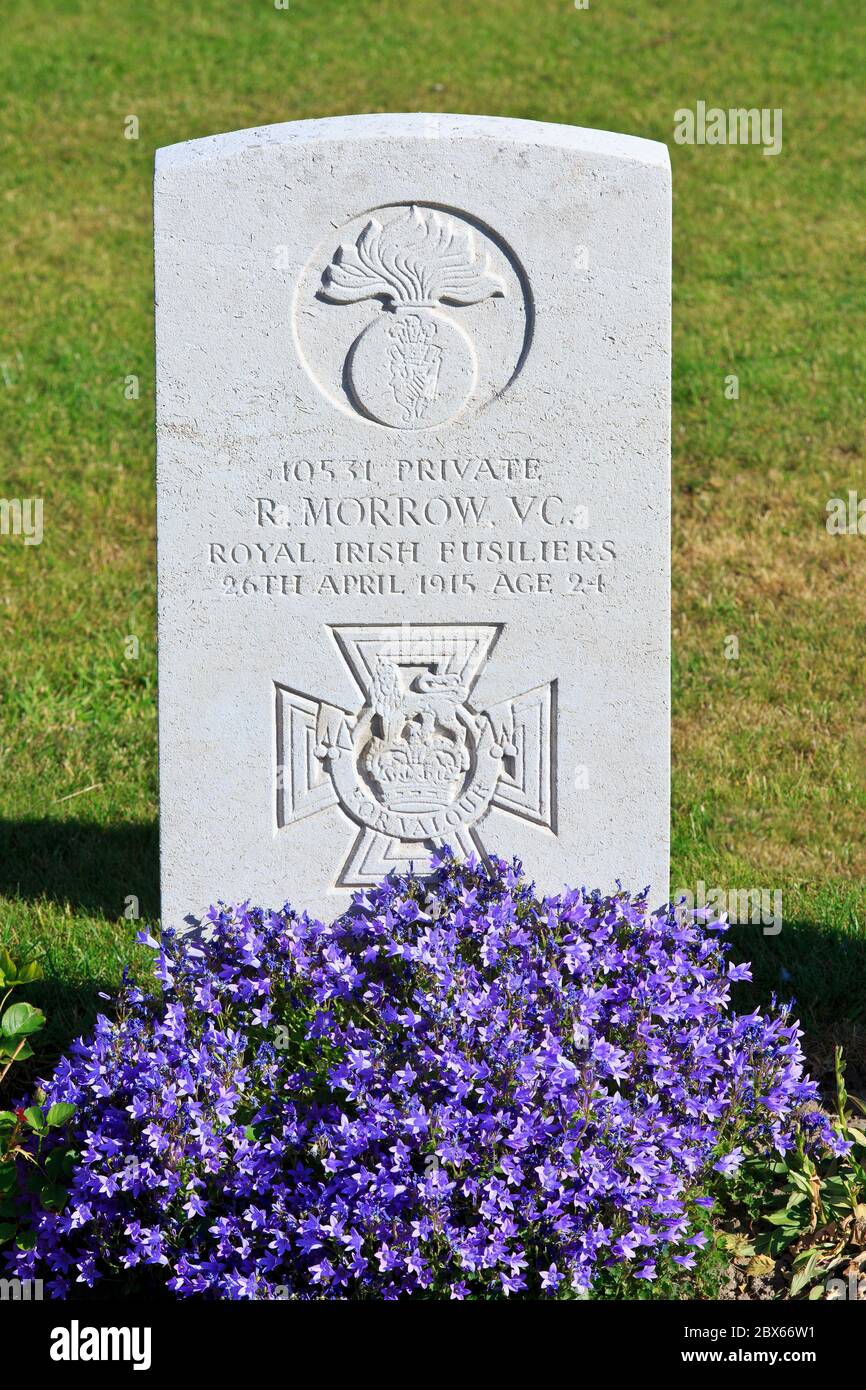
[320,206,506,428]
[275,624,556,887]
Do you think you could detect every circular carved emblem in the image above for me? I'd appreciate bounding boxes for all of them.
[274,623,557,888]
[293,204,531,430]
[347,307,476,429]
[325,657,505,840]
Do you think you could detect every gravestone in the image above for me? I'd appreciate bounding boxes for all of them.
[155,113,670,927]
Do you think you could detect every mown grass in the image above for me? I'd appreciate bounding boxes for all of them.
[0,0,864,1080]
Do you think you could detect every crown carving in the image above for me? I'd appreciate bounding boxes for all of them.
[366,724,463,812]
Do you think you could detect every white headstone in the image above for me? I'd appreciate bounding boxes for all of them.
[155,113,670,927]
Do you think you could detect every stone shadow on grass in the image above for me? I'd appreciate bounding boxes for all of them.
[0,817,159,921]
[726,916,866,1096]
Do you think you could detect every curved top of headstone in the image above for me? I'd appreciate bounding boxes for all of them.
[154,106,671,927]
[155,112,669,172]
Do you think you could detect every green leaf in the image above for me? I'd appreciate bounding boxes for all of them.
[1,1002,45,1038]
[0,955,42,987]
[15,1229,36,1251]
[771,1233,798,1255]
[745,1156,789,1177]
[808,1283,825,1300]
[45,1103,76,1129]
[756,1228,799,1257]
[821,1176,853,1201]
[718,1232,755,1257]
[0,1222,18,1244]
[0,1040,33,1061]
[790,1252,819,1296]
[23,1107,45,1132]
[766,1205,806,1228]
[15,961,43,984]
[44,1149,67,1180]
[0,1111,18,1129]
[40,1184,68,1212]
[787,1169,816,1196]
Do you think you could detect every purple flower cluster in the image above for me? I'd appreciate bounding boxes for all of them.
[4,852,839,1299]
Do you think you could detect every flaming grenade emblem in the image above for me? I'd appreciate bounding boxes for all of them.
[320,206,506,428]
[275,625,556,887]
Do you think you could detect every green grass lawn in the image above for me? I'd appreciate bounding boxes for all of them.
[1,0,865,1087]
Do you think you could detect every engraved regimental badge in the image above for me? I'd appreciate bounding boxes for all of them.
[276,625,556,887]
[320,206,506,428]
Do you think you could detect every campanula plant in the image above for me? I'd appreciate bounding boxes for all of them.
[2,852,843,1299]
